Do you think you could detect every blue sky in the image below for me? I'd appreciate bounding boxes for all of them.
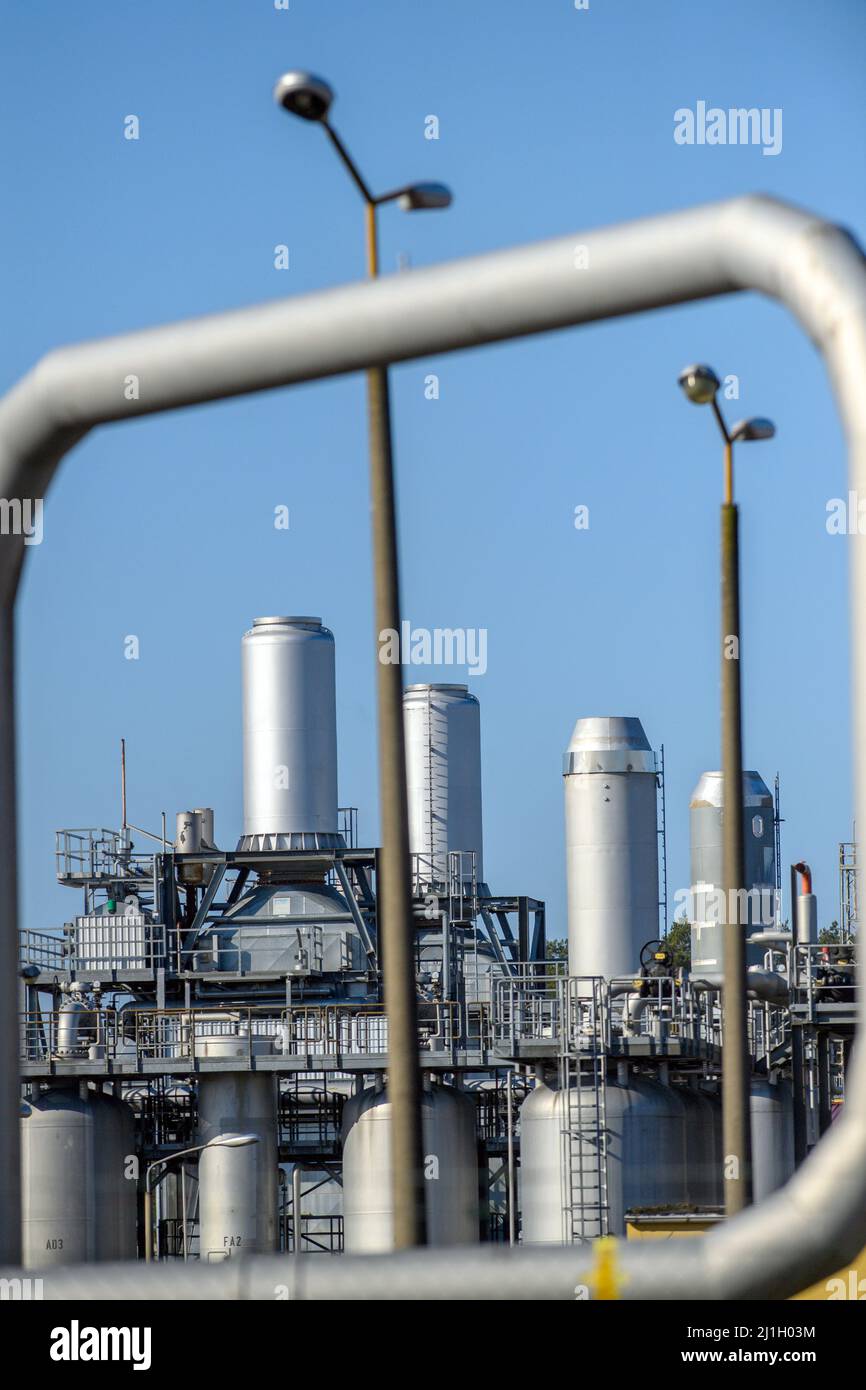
[3,0,864,941]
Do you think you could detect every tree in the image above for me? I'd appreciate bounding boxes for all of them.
[666,916,691,971]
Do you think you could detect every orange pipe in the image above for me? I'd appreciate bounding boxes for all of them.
[793,861,812,895]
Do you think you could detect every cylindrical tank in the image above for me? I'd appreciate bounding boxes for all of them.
[699,1082,724,1207]
[519,1071,688,1243]
[197,1074,278,1260]
[341,1081,479,1251]
[239,616,341,850]
[89,1091,137,1260]
[21,1090,95,1267]
[563,716,659,979]
[689,770,776,982]
[404,684,483,885]
[194,807,215,848]
[175,810,204,884]
[675,1083,720,1208]
[750,1076,795,1202]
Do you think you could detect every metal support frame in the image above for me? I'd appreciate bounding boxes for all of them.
[2,195,866,1296]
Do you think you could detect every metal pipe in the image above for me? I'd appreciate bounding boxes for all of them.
[720,497,753,1211]
[2,194,866,1295]
[506,1068,516,1246]
[292,1165,302,1253]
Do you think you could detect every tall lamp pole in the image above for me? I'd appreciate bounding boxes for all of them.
[273,71,452,1248]
[678,363,775,1216]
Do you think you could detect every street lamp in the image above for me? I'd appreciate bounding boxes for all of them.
[273,70,451,275]
[144,1133,258,1262]
[274,70,453,1250]
[678,363,776,1217]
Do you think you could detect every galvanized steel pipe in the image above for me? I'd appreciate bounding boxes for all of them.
[1,194,866,1292]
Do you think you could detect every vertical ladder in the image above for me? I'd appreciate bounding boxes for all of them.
[558,977,609,1242]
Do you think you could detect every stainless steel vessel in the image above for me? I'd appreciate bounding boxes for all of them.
[404,683,484,886]
[563,717,659,979]
[196,1074,278,1260]
[341,1080,478,1251]
[21,1089,95,1267]
[239,616,342,851]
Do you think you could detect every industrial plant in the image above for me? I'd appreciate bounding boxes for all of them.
[17,614,856,1267]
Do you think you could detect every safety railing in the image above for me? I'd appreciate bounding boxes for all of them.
[19,928,67,971]
[55,827,154,883]
[789,943,858,1020]
[491,969,732,1056]
[20,1000,493,1066]
[410,849,479,921]
[492,965,567,1052]
[21,1007,122,1062]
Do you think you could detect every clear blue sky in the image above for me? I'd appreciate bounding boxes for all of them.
[3,0,864,941]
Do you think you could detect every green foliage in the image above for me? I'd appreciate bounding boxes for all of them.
[546,938,569,962]
[666,916,692,971]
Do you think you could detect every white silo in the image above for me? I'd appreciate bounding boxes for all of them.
[750,1077,795,1202]
[403,684,483,885]
[689,770,776,982]
[196,1073,278,1260]
[563,716,660,980]
[341,1080,479,1251]
[238,616,342,851]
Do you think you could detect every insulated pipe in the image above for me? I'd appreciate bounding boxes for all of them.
[1,195,866,1293]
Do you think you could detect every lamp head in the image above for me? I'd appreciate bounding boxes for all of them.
[396,182,453,211]
[730,417,776,443]
[273,71,334,122]
[678,363,720,405]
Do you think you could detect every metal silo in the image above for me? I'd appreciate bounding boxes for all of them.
[238,616,342,850]
[89,1090,137,1260]
[751,1076,795,1202]
[196,1074,278,1260]
[403,684,483,886]
[675,1083,719,1209]
[563,717,659,979]
[689,770,776,982]
[519,1069,688,1243]
[341,1080,479,1251]
[21,1089,95,1267]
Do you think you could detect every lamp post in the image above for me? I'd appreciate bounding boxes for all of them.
[274,70,452,1249]
[144,1133,259,1262]
[678,363,775,1216]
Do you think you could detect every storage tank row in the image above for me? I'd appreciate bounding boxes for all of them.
[519,1068,794,1242]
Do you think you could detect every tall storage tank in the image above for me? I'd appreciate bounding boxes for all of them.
[89,1090,137,1260]
[342,1081,478,1251]
[563,717,659,979]
[21,1090,95,1267]
[238,617,342,851]
[751,1076,795,1202]
[675,1083,720,1208]
[197,1074,278,1260]
[689,770,776,982]
[403,684,483,885]
[519,1071,688,1243]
